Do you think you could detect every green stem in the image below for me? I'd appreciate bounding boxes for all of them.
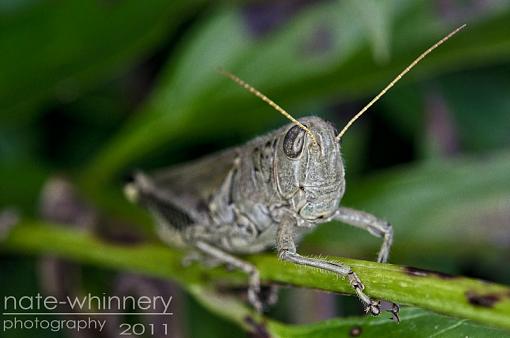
[2,221,510,330]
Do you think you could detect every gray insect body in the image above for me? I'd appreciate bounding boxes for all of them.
[127,116,395,318]
[215,117,343,252]
[125,25,467,322]
[132,117,342,250]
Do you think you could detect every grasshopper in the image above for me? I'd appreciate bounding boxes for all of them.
[124,25,465,320]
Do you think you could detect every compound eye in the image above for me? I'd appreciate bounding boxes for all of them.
[283,125,306,159]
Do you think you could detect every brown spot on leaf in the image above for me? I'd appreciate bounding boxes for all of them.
[404,266,456,279]
[349,326,362,337]
[465,290,501,308]
[404,266,429,277]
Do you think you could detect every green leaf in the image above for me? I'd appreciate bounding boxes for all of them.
[0,0,205,121]
[439,67,510,153]
[82,1,510,190]
[270,308,510,338]
[346,0,394,63]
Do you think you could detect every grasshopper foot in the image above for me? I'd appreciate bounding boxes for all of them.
[380,301,400,322]
[348,271,399,321]
[260,285,279,307]
[364,300,381,316]
[247,272,279,313]
[247,271,263,313]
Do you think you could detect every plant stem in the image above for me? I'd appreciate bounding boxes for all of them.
[2,221,510,330]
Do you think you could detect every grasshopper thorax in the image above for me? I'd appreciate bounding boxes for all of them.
[275,116,345,222]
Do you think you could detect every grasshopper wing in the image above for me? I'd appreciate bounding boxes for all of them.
[126,147,239,229]
[150,147,238,203]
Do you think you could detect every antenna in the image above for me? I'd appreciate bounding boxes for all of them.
[218,69,318,146]
[336,24,466,141]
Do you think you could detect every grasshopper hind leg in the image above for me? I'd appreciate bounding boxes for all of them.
[181,250,226,269]
[193,240,266,312]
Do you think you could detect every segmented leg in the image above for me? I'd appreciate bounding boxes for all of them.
[330,207,399,320]
[276,215,382,316]
[259,285,279,307]
[181,251,225,268]
[194,241,264,312]
[331,207,393,263]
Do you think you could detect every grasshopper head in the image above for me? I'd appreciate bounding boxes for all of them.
[275,116,345,222]
[222,25,468,223]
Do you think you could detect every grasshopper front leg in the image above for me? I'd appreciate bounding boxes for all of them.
[330,207,393,263]
[276,214,383,316]
[329,207,400,320]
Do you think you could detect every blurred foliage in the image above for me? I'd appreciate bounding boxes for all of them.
[1,0,510,337]
[270,308,510,338]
